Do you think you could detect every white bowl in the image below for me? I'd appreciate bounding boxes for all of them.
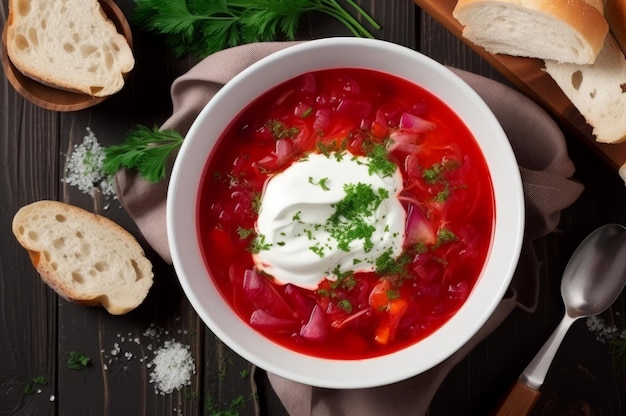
[167,38,524,389]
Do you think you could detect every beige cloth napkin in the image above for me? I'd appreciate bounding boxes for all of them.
[115,42,584,415]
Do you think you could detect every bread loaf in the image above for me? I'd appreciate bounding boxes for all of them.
[452,0,609,65]
[6,0,134,97]
[543,34,626,144]
[12,201,153,315]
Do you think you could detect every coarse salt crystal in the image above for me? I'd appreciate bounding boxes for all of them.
[148,340,196,395]
[63,127,117,201]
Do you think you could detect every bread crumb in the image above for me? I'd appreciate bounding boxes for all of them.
[64,127,117,202]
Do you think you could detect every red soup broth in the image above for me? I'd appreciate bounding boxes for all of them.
[197,68,494,360]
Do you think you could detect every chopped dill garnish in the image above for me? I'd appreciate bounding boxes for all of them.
[251,234,271,253]
[422,159,460,184]
[327,183,387,252]
[251,192,262,212]
[300,106,313,118]
[237,227,254,239]
[330,267,357,290]
[386,288,400,301]
[365,143,397,177]
[337,299,353,313]
[317,141,346,156]
[434,184,451,203]
[308,176,331,191]
[436,229,458,247]
[267,119,299,139]
[376,249,410,276]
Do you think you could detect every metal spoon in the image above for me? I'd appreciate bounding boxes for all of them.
[495,223,626,416]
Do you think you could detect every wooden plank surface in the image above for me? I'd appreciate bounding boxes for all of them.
[414,0,626,172]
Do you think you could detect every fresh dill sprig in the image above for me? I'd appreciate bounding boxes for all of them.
[132,0,381,59]
[103,125,184,183]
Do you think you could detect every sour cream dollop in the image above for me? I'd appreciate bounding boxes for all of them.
[253,152,406,290]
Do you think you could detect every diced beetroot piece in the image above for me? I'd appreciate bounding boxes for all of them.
[243,269,293,318]
[300,305,328,342]
[300,72,316,95]
[275,138,296,167]
[387,130,421,154]
[313,108,331,133]
[243,269,265,299]
[404,153,421,180]
[284,284,316,320]
[294,102,314,118]
[250,309,298,332]
[404,204,436,247]
[375,103,403,127]
[399,112,435,133]
[229,264,247,288]
[412,254,444,284]
[253,124,274,144]
[255,155,278,172]
[336,98,372,119]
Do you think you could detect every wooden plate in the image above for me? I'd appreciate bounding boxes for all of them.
[1,0,133,112]
[414,0,626,171]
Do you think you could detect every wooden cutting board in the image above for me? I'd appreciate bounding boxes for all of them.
[414,0,626,173]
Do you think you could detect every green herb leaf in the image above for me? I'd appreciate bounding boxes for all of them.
[103,125,184,183]
[133,0,380,59]
[67,351,91,370]
[308,176,330,191]
[366,143,397,177]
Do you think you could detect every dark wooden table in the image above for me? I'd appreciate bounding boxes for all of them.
[2,1,626,415]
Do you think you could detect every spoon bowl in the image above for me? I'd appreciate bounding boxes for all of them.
[562,224,626,317]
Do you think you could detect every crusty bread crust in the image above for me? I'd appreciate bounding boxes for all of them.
[6,0,134,97]
[453,0,609,64]
[12,201,153,315]
[605,0,626,56]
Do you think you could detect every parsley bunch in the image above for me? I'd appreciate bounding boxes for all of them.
[103,126,184,183]
[133,0,381,58]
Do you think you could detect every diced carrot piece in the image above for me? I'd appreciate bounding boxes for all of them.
[368,280,391,310]
[372,121,387,139]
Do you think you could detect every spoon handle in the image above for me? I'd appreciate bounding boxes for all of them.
[520,314,577,389]
[493,381,540,416]
[493,314,577,416]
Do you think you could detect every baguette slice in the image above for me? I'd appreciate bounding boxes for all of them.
[452,0,609,65]
[544,34,626,144]
[12,201,153,315]
[6,0,134,97]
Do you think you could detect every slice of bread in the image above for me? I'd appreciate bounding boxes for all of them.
[452,0,609,65]
[12,201,153,315]
[543,34,626,144]
[6,0,134,97]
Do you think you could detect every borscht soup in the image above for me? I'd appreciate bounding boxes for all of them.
[197,68,494,360]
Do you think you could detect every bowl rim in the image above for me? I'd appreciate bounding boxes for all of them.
[167,37,525,389]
